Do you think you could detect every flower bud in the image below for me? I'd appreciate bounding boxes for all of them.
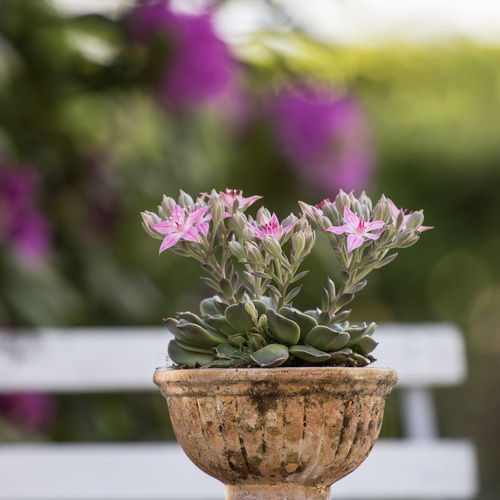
[319,216,333,230]
[231,212,248,238]
[211,198,225,227]
[178,190,194,209]
[259,314,268,327]
[245,242,263,265]
[298,201,322,221]
[321,203,340,225]
[406,211,424,230]
[256,207,272,226]
[159,195,176,219]
[242,225,255,241]
[304,227,316,254]
[373,196,391,224]
[358,191,373,211]
[228,241,246,261]
[245,301,257,320]
[284,213,298,226]
[291,231,306,255]
[263,235,283,260]
[394,229,419,248]
[294,216,310,232]
[395,210,405,232]
[335,190,350,216]
[141,211,164,239]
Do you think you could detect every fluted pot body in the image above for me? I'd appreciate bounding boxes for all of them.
[154,366,397,500]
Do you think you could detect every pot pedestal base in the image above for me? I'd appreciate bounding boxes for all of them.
[226,484,330,500]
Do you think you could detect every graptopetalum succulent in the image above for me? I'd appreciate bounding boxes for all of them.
[141,189,431,368]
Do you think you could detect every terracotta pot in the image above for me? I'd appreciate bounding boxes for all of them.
[154,366,397,500]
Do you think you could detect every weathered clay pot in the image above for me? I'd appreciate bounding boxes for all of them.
[154,366,397,500]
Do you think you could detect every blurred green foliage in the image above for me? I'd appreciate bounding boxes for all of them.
[1,0,500,497]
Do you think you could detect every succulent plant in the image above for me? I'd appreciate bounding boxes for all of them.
[166,296,379,368]
[142,188,431,369]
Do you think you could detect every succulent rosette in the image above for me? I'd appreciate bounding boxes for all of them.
[142,188,431,368]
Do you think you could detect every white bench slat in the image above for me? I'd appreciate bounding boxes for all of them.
[375,323,467,386]
[0,324,466,392]
[0,440,477,500]
[0,328,167,393]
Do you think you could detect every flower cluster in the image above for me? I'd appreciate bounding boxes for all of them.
[128,1,238,110]
[271,86,375,196]
[0,162,51,267]
[142,189,430,369]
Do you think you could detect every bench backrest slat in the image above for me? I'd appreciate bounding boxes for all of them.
[0,323,466,392]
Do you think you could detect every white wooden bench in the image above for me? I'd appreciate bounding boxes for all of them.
[0,324,477,499]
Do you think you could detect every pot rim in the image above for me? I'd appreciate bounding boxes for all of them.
[154,363,398,397]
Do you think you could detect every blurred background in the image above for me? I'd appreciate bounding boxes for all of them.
[1,0,500,497]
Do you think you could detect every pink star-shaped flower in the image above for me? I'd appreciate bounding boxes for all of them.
[387,199,431,233]
[152,204,210,253]
[219,189,262,213]
[249,213,296,240]
[326,206,385,253]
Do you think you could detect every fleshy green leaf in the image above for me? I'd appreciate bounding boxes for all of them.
[335,293,354,309]
[176,340,214,354]
[177,312,211,329]
[164,318,195,345]
[289,345,330,363]
[375,252,398,269]
[329,347,353,363]
[200,296,224,316]
[224,300,267,332]
[352,335,379,356]
[219,278,233,300]
[352,353,371,366]
[208,316,238,336]
[266,309,301,346]
[330,310,351,323]
[206,359,237,368]
[168,340,214,367]
[279,307,317,341]
[216,343,246,360]
[224,302,254,332]
[177,322,227,346]
[364,322,377,336]
[305,325,350,352]
[349,280,367,294]
[345,327,366,346]
[250,344,289,367]
[290,270,309,284]
[228,335,247,347]
[282,285,302,305]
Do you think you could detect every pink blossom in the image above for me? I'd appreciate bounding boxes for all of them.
[387,199,432,232]
[152,204,210,253]
[327,206,385,253]
[220,189,262,213]
[250,213,296,240]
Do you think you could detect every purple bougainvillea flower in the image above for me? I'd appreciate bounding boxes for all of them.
[220,189,262,214]
[271,85,375,196]
[327,206,385,253]
[0,163,51,266]
[152,204,210,253]
[0,392,56,434]
[129,1,238,109]
[250,213,296,240]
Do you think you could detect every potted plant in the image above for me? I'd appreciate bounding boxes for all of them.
[141,188,430,500]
